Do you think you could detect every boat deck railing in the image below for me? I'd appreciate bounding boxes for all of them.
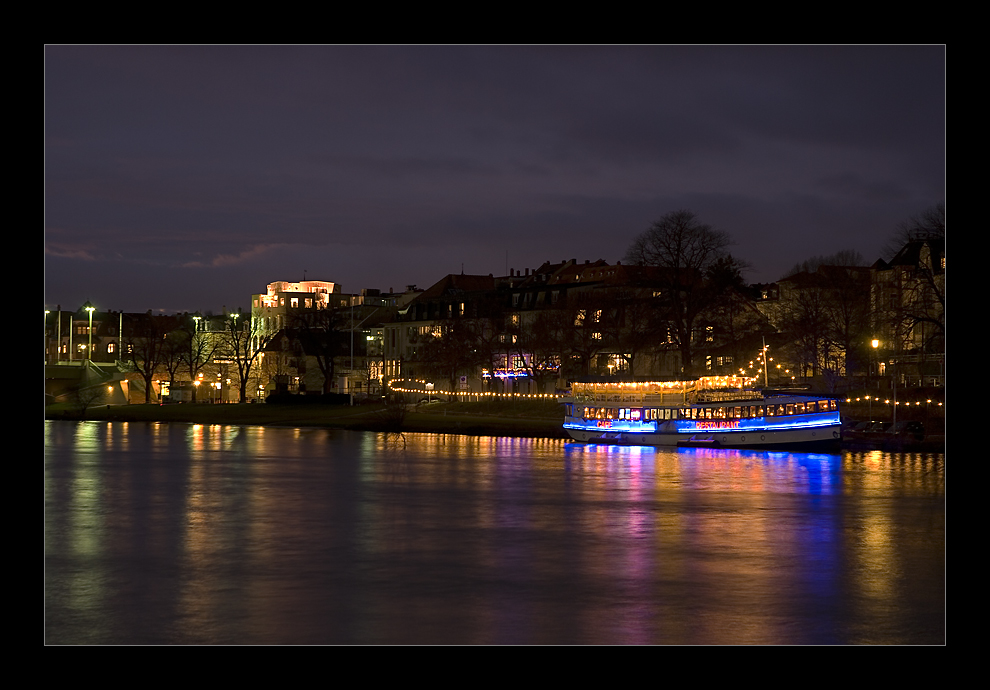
[571,391,694,405]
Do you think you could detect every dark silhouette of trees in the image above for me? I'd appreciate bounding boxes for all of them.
[624,210,738,374]
[878,203,945,384]
[783,250,865,279]
[288,307,350,395]
[125,312,173,403]
[883,201,945,257]
[224,311,271,403]
[180,320,221,402]
[513,309,567,393]
[416,321,481,400]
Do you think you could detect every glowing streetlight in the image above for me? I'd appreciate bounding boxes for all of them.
[871,338,881,395]
[82,301,96,362]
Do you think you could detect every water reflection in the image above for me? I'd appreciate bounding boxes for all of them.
[45,421,944,644]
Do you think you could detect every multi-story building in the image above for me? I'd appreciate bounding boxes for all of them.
[45,305,124,365]
[252,280,403,398]
[871,235,945,386]
[381,258,760,398]
[251,280,340,346]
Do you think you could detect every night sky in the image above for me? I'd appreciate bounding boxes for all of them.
[45,45,945,315]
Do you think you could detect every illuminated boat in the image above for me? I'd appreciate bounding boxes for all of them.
[560,376,841,449]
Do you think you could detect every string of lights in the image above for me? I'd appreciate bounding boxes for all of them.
[845,396,944,408]
[387,379,561,400]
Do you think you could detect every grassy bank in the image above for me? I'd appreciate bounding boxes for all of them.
[44,398,568,438]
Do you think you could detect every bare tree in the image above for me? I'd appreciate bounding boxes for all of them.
[779,285,832,379]
[415,320,481,400]
[877,203,945,366]
[624,210,734,374]
[783,249,865,279]
[160,326,188,398]
[126,312,171,403]
[180,325,221,402]
[513,309,567,393]
[883,201,945,258]
[289,307,349,395]
[224,312,272,403]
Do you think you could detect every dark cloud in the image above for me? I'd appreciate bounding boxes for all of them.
[45,45,945,312]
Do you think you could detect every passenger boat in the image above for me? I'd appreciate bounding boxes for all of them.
[560,375,841,449]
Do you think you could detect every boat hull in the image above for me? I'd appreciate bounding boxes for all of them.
[564,422,842,450]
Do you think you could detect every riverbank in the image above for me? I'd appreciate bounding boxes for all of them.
[44,399,569,438]
[45,398,945,451]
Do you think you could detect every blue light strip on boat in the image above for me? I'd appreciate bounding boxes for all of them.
[564,413,840,435]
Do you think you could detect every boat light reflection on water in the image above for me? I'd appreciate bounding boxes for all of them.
[45,422,942,645]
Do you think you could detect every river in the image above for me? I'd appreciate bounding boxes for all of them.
[45,420,944,644]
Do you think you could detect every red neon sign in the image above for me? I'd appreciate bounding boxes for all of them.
[695,420,740,430]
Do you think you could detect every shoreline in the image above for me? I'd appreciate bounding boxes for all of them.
[44,401,569,439]
[45,401,944,451]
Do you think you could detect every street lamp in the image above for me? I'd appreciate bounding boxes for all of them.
[871,339,880,393]
[82,301,96,362]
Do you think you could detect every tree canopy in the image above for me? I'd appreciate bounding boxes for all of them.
[624,210,731,273]
[623,210,740,374]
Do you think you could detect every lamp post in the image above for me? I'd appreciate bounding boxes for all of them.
[82,301,96,362]
[871,339,880,394]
